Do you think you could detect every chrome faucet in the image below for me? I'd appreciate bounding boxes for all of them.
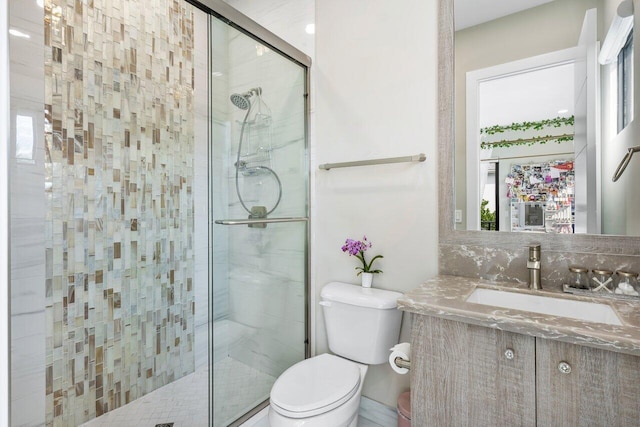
[527,244,542,290]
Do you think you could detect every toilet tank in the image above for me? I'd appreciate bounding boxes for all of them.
[320,282,403,365]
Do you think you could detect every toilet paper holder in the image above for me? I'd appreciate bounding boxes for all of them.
[394,356,411,370]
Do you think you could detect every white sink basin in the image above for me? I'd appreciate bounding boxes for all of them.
[466,288,622,326]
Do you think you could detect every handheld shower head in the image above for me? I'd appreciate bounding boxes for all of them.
[230,93,251,110]
[230,87,262,110]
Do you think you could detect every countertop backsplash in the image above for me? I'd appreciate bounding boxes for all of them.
[440,243,640,291]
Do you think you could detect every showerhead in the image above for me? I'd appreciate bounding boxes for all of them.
[230,87,262,110]
[230,93,251,110]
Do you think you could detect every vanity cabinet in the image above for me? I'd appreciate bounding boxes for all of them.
[411,315,640,426]
[411,315,536,426]
[536,338,640,425]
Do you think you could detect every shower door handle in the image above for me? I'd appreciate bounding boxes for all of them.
[214,217,308,226]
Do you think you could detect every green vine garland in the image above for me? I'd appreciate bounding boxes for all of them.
[481,116,574,135]
[480,115,574,149]
[481,133,574,149]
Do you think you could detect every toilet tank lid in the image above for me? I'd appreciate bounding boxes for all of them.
[321,282,403,309]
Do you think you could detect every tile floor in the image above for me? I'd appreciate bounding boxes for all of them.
[357,417,387,427]
[244,406,388,427]
[81,356,275,427]
[80,357,389,427]
[212,357,275,426]
[81,317,391,427]
[80,365,209,427]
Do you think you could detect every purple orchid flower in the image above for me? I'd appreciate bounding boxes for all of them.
[341,236,383,275]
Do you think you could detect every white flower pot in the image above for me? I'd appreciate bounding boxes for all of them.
[361,272,373,288]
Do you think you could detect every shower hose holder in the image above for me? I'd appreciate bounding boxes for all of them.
[248,206,267,228]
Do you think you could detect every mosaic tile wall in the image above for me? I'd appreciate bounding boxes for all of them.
[44,0,196,424]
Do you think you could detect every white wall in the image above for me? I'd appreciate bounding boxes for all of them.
[599,0,625,234]
[314,0,439,408]
[600,0,640,235]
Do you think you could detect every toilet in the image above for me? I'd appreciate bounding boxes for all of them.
[269,282,403,427]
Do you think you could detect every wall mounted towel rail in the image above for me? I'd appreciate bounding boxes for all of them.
[214,217,308,226]
[318,153,426,170]
[612,145,640,182]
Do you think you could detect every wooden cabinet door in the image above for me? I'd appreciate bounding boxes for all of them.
[411,315,536,426]
[536,338,640,426]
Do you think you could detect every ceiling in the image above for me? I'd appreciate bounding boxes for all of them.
[455,0,556,31]
[478,63,574,128]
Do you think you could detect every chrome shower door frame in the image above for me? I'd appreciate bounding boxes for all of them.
[190,1,312,424]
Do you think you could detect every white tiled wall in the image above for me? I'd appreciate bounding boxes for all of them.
[211,17,232,326]
[9,0,46,425]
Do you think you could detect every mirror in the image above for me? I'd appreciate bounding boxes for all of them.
[454,0,639,236]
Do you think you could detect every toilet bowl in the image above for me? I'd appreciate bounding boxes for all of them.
[269,354,368,427]
[268,282,403,427]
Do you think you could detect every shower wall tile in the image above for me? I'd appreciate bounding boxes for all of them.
[209,18,232,328]
[10,314,47,427]
[44,0,196,424]
[212,125,231,323]
[9,0,47,425]
[10,135,47,423]
[193,9,209,369]
[226,224,306,378]
[194,323,208,369]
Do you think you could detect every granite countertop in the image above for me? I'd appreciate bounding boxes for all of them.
[398,275,640,356]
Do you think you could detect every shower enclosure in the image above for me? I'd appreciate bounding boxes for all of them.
[5,0,308,424]
[9,1,310,427]
[205,3,311,426]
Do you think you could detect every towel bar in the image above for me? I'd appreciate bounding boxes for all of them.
[319,153,426,170]
[214,217,308,225]
[613,145,640,182]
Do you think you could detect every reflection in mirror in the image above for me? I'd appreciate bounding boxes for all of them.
[454,0,637,236]
[15,114,35,163]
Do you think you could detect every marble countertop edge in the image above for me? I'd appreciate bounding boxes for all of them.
[398,275,640,357]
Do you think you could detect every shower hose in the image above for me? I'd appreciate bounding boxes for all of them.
[235,102,282,216]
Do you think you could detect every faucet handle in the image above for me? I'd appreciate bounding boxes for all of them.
[527,260,541,269]
[527,244,541,261]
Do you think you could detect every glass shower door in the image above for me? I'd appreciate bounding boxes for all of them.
[208,13,309,427]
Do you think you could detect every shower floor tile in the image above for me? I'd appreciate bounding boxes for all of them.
[80,364,209,427]
[80,357,275,427]
[213,357,276,426]
[83,366,209,427]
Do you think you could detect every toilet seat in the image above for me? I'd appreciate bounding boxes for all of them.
[270,354,361,419]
